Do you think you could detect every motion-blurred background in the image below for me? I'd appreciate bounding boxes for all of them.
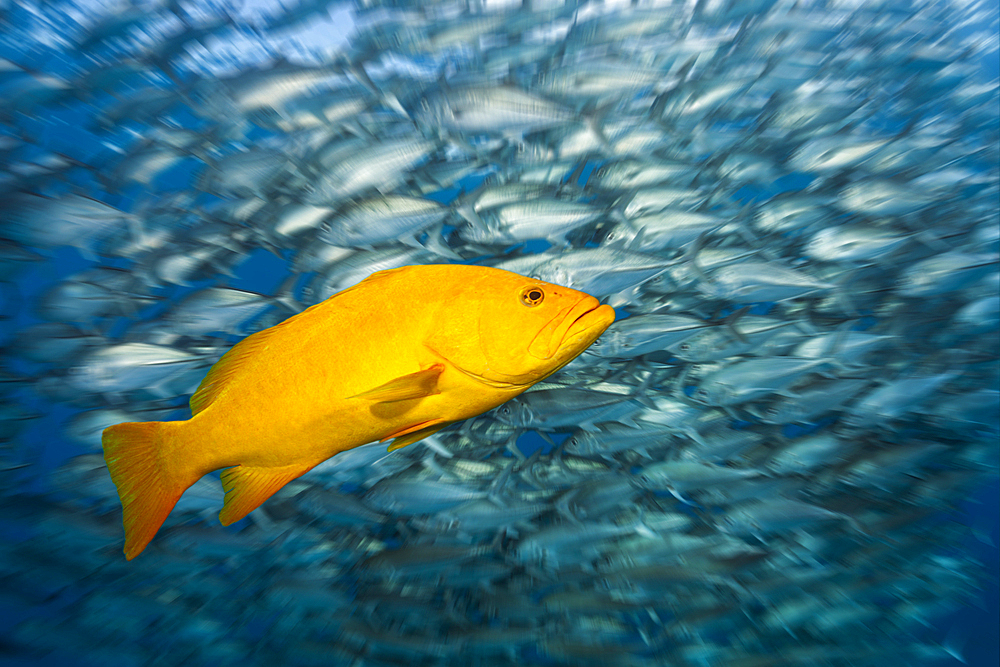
[1,1,997,665]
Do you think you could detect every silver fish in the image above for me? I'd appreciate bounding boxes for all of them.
[162,287,286,338]
[319,194,450,250]
[603,209,727,253]
[842,371,960,429]
[805,225,913,263]
[696,261,838,303]
[589,158,697,191]
[416,84,578,137]
[750,378,870,425]
[767,433,852,476]
[66,343,217,397]
[585,314,711,360]
[896,251,998,297]
[635,460,762,494]
[304,137,437,203]
[691,357,834,407]
[495,385,649,432]
[0,1,996,665]
[461,199,602,247]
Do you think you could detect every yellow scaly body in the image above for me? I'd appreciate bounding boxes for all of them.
[103,264,615,559]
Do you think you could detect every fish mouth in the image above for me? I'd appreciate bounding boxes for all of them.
[560,303,617,360]
[528,296,616,361]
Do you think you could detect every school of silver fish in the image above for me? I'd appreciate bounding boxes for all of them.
[0,0,998,665]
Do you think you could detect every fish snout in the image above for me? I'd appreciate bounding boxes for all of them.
[528,295,614,361]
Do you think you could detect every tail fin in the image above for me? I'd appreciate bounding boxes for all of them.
[102,421,190,560]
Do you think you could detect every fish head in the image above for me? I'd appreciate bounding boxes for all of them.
[750,400,798,425]
[414,94,443,128]
[425,267,615,389]
[692,381,733,406]
[601,223,638,248]
[668,330,720,361]
[465,416,517,445]
[582,329,617,357]
[457,221,494,244]
[494,397,530,427]
[563,431,599,455]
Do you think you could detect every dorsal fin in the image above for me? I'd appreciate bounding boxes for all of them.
[334,265,410,300]
[190,327,274,415]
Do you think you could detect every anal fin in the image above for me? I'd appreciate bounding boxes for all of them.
[384,420,453,452]
[219,462,313,526]
[349,364,444,402]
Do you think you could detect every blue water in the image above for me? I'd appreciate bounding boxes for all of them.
[1,1,998,665]
[5,211,998,666]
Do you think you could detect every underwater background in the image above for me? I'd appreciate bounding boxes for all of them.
[0,0,998,665]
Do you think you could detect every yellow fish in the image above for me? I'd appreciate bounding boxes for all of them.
[103,264,615,559]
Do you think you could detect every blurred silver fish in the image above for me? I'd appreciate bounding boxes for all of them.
[0,1,996,666]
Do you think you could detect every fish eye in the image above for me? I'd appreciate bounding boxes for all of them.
[679,343,690,351]
[519,285,545,307]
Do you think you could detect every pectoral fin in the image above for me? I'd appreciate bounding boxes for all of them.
[382,419,452,452]
[219,462,314,526]
[349,364,444,402]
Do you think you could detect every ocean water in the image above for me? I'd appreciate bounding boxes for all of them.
[1,1,998,666]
